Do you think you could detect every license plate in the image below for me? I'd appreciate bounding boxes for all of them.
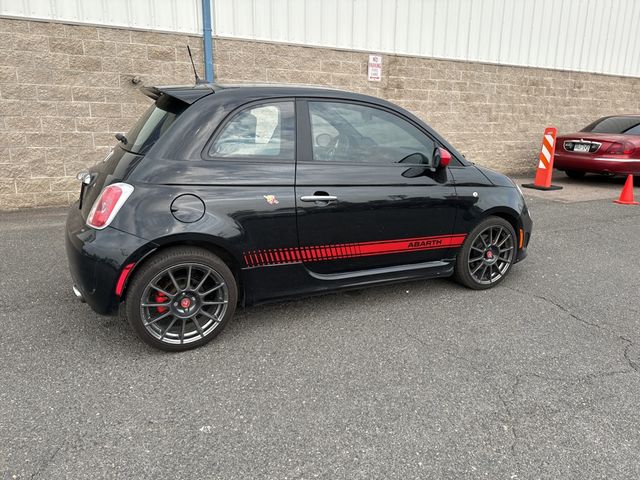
[574,143,590,152]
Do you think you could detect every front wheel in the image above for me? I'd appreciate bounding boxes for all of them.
[125,247,237,351]
[454,217,516,290]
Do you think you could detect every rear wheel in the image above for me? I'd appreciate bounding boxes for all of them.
[125,247,237,351]
[565,170,586,179]
[454,217,516,290]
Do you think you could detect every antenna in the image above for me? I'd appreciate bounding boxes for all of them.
[186,45,205,84]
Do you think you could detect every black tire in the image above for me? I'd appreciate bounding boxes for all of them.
[124,246,237,351]
[565,170,586,179]
[454,216,517,290]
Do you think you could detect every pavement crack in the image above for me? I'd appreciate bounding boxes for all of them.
[30,442,64,480]
[620,336,640,373]
[506,287,601,329]
[507,288,640,378]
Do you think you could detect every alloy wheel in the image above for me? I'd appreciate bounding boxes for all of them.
[139,263,229,345]
[467,226,515,285]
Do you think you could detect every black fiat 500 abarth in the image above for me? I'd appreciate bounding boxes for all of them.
[66,84,532,351]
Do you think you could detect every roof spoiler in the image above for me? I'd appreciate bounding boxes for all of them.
[140,85,215,105]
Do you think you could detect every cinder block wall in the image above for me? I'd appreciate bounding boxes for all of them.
[1,17,639,210]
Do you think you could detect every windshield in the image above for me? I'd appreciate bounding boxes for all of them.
[581,116,640,135]
[123,94,188,154]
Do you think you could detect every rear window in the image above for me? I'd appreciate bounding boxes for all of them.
[123,94,188,154]
[581,116,640,135]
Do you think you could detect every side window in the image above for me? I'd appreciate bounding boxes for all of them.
[209,102,295,160]
[624,123,640,135]
[308,101,435,165]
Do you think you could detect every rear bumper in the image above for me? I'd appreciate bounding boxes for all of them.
[554,153,640,175]
[65,203,153,315]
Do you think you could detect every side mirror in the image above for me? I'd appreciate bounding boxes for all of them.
[439,148,452,167]
[433,147,451,169]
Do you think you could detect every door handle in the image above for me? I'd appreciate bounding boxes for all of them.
[300,195,338,203]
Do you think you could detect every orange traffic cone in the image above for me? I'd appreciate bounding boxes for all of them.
[614,174,639,205]
[522,127,563,191]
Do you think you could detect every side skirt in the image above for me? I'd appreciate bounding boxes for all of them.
[241,258,455,306]
[307,259,450,281]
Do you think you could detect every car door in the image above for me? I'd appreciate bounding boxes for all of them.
[202,99,299,268]
[295,99,460,276]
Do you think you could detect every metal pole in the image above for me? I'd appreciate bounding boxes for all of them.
[202,0,214,82]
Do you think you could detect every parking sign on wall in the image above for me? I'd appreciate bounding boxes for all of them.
[368,54,382,81]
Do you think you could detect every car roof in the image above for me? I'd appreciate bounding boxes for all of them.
[217,84,395,107]
[145,82,399,109]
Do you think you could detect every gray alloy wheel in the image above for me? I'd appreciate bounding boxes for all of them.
[466,225,515,285]
[454,217,516,290]
[125,247,237,351]
[139,263,229,345]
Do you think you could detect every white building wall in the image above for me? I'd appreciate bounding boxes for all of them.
[2,0,639,77]
[0,0,203,34]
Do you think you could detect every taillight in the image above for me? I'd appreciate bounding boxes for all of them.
[87,182,134,229]
[606,141,635,155]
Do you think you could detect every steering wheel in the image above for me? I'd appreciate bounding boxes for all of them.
[327,133,352,161]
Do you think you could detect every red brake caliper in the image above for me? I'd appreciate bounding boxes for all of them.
[155,292,168,313]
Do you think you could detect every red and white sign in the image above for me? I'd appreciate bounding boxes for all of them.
[368,54,382,82]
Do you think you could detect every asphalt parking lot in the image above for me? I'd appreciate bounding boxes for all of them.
[2,181,640,479]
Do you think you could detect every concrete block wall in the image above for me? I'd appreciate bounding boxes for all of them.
[0,17,203,209]
[1,17,639,210]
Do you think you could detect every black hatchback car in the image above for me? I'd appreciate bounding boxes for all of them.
[66,84,532,351]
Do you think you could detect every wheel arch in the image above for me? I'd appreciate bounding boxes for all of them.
[119,233,244,305]
[479,206,522,234]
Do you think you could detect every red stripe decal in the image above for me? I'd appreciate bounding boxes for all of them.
[242,234,467,267]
